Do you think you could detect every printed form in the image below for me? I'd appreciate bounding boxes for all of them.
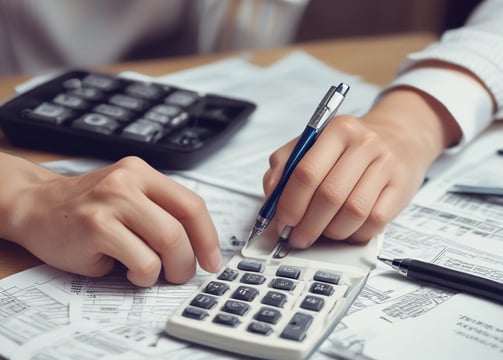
[1,52,502,360]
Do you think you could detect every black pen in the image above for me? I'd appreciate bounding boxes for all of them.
[378,256,503,304]
[246,83,350,245]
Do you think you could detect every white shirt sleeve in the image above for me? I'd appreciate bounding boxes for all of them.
[380,0,503,151]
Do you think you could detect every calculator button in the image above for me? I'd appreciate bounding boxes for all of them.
[165,91,198,107]
[231,286,259,302]
[53,94,88,109]
[300,295,324,311]
[240,273,266,285]
[261,291,287,308]
[109,94,147,111]
[237,259,263,272]
[182,306,208,320]
[27,102,73,124]
[309,282,334,296]
[271,278,296,291]
[190,294,218,309]
[94,104,132,122]
[203,281,229,296]
[150,104,181,117]
[222,300,249,316]
[217,268,239,281]
[121,119,163,142]
[213,313,240,327]
[247,321,273,336]
[276,266,301,279]
[82,74,120,91]
[254,307,281,324]
[70,87,104,101]
[125,83,162,100]
[72,113,119,135]
[280,313,313,341]
[313,270,340,284]
[62,78,82,89]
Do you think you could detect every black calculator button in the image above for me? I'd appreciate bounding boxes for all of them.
[125,83,162,100]
[203,281,230,296]
[27,102,73,124]
[165,91,198,107]
[313,270,340,284]
[218,268,239,281]
[109,94,147,111]
[261,291,287,308]
[182,306,208,320]
[254,307,281,324]
[271,278,296,291]
[150,104,181,117]
[237,259,263,272]
[72,113,119,135]
[213,313,240,327]
[232,286,259,302]
[53,94,88,110]
[240,273,266,285]
[70,87,104,101]
[280,313,313,341]
[121,119,163,142]
[247,321,273,336]
[94,104,131,122]
[309,282,334,296]
[62,78,82,89]
[222,300,249,316]
[82,74,120,91]
[300,295,324,312]
[190,294,217,309]
[276,266,301,279]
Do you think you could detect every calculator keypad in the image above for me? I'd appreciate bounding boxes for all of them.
[0,70,255,169]
[180,257,347,342]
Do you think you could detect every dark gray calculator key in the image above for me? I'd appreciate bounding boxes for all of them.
[182,306,208,320]
[109,94,147,111]
[165,91,199,107]
[53,94,88,109]
[144,111,171,125]
[313,270,340,284]
[190,294,218,309]
[70,87,104,101]
[254,307,281,324]
[203,281,229,296]
[276,266,301,279]
[222,300,249,316]
[248,321,273,336]
[280,313,313,341]
[150,104,182,117]
[271,278,296,291]
[309,282,334,296]
[217,268,239,281]
[300,295,324,311]
[82,74,120,91]
[125,83,162,100]
[237,259,263,272]
[166,112,189,128]
[27,102,73,124]
[94,104,132,122]
[232,286,259,302]
[240,273,266,285]
[121,119,163,142]
[213,313,240,327]
[261,291,287,308]
[72,113,119,135]
[62,78,82,89]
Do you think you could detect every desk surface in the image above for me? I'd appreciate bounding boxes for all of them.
[0,32,436,279]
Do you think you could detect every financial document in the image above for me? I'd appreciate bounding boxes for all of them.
[2,52,502,360]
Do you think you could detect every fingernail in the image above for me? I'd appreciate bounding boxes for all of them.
[209,248,222,272]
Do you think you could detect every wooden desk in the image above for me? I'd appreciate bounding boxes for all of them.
[0,32,437,279]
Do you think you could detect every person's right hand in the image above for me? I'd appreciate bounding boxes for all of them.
[0,155,222,287]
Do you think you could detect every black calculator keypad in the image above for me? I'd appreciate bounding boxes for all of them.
[0,70,256,170]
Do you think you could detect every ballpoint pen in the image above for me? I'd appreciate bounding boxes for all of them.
[378,256,503,304]
[246,83,350,245]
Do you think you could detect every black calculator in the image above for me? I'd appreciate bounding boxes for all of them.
[0,70,256,169]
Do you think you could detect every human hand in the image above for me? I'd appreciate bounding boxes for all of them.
[263,88,462,248]
[1,156,221,287]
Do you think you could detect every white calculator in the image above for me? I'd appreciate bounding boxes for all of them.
[165,229,382,360]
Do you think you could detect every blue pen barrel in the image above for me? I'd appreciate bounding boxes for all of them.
[259,126,318,220]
